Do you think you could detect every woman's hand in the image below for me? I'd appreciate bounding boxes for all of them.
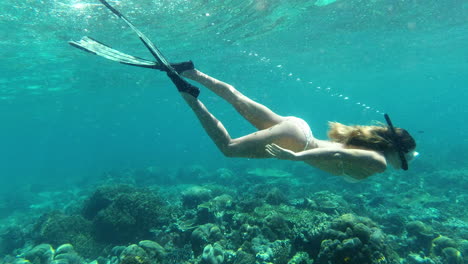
[265,144,297,160]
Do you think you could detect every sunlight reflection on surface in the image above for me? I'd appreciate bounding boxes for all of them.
[70,1,102,9]
[72,2,86,9]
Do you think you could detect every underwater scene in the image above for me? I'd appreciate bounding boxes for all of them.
[0,0,467,263]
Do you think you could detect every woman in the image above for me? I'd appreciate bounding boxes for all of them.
[173,62,417,181]
[68,0,416,181]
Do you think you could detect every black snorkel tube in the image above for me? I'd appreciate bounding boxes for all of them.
[384,114,408,170]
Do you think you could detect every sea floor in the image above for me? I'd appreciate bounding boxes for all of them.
[0,163,466,264]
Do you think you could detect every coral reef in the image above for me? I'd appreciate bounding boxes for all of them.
[191,224,225,254]
[182,186,213,209]
[82,184,169,244]
[15,243,85,264]
[0,165,466,264]
[31,211,102,258]
[314,214,399,264]
[202,243,225,264]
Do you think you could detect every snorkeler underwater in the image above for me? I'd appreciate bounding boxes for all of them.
[0,0,466,263]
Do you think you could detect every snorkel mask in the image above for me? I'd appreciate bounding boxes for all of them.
[384,114,418,170]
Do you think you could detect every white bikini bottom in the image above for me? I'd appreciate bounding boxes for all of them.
[286,117,313,151]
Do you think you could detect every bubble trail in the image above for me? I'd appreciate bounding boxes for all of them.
[235,46,383,115]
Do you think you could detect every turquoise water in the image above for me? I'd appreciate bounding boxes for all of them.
[0,0,467,262]
[1,0,466,185]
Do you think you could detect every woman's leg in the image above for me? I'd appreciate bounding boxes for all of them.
[180,93,304,158]
[182,69,285,130]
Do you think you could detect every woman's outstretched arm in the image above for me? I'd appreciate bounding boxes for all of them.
[265,144,387,179]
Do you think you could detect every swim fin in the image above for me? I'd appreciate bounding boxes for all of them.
[69,36,157,68]
[69,37,195,74]
[70,0,200,97]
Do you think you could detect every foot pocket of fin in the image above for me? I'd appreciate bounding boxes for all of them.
[170,61,194,74]
[167,72,200,98]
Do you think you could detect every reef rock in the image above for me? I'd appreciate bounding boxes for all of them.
[82,185,168,244]
[182,186,213,209]
[202,243,225,264]
[314,214,399,264]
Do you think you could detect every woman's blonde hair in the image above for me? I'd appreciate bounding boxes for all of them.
[327,122,416,153]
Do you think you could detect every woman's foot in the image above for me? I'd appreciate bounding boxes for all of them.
[153,60,195,74]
